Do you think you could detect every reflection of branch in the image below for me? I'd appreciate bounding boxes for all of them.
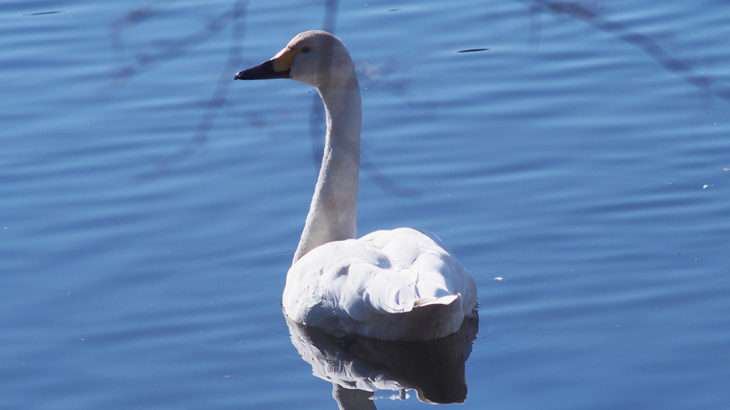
[323,0,339,34]
[136,1,247,179]
[360,155,421,198]
[108,4,240,90]
[526,1,730,103]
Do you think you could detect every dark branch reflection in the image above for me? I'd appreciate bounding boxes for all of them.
[107,1,730,180]
[286,314,479,408]
[523,0,730,104]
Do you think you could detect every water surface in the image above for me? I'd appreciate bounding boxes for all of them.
[2,0,729,408]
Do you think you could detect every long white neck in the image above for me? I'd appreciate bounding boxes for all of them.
[293,75,361,262]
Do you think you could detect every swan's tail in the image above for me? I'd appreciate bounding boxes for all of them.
[382,293,464,340]
[413,294,460,308]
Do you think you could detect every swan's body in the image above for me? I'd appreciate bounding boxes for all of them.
[285,227,476,340]
[236,30,477,341]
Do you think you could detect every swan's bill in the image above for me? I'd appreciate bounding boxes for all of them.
[234,47,300,80]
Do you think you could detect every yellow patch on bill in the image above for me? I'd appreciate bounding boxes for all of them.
[272,47,300,72]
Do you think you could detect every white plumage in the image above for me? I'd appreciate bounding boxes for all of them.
[284,227,476,340]
[236,30,477,341]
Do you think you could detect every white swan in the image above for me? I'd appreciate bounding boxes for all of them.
[235,30,477,341]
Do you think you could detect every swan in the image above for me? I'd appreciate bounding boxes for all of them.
[235,30,477,341]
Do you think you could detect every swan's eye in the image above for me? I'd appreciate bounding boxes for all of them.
[300,46,311,54]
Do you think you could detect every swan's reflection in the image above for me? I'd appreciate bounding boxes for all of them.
[286,314,478,408]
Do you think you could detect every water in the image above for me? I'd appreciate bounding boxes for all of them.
[2,0,729,408]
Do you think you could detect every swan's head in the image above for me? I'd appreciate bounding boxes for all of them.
[234,30,355,89]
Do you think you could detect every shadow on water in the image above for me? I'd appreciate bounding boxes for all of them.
[286,314,479,408]
[105,1,729,182]
[105,0,421,196]
[114,0,249,179]
[522,0,730,104]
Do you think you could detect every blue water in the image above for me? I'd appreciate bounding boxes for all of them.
[2,0,730,408]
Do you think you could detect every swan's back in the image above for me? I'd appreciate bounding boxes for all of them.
[283,228,477,341]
